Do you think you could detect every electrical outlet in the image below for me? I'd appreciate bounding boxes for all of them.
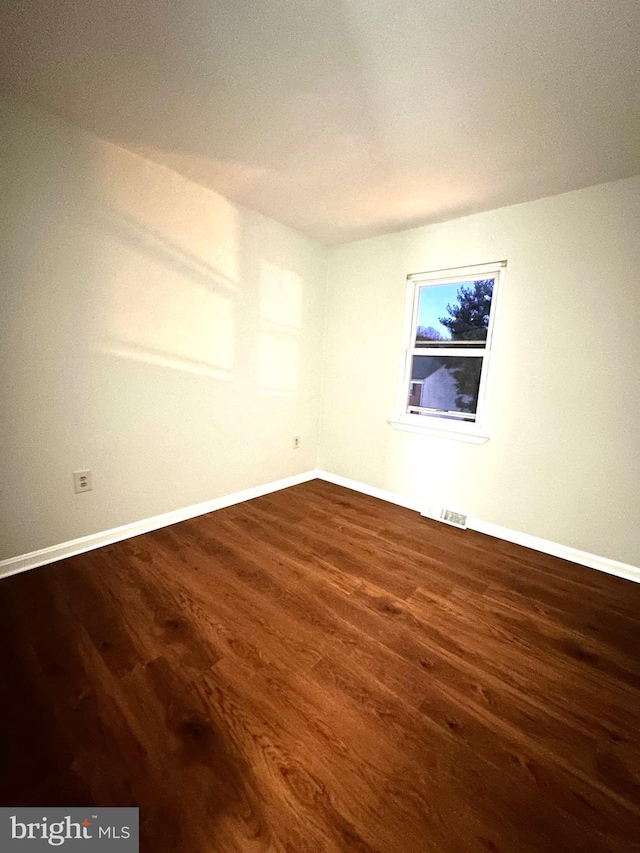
[73,470,92,494]
[293,435,301,450]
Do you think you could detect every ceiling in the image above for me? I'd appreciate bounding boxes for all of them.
[1,0,638,244]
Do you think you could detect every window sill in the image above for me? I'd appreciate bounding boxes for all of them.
[387,417,490,444]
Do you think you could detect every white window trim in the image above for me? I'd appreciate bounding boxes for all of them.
[389,260,506,443]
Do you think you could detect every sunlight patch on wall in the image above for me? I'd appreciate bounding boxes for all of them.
[91,140,242,379]
[106,343,233,380]
[256,260,303,397]
[101,240,235,379]
[94,142,241,284]
[259,261,303,329]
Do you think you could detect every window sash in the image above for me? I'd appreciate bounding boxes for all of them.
[407,406,477,421]
[415,340,486,347]
[413,281,498,350]
[398,264,505,431]
[413,279,495,347]
[408,347,485,358]
[408,260,507,283]
[406,353,486,418]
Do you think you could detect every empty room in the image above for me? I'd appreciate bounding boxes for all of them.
[1,0,639,850]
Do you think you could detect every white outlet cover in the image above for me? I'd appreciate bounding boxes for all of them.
[73,470,92,493]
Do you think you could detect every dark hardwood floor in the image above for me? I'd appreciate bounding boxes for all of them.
[1,479,639,852]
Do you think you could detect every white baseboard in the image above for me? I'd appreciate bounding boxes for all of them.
[470,519,640,585]
[0,470,317,581]
[316,470,640,585]
[315,470,425,513]
[3,468,638,586]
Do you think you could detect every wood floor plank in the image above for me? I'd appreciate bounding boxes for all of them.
[1,480,639,852]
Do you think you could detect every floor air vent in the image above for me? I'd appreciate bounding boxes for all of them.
[421,506,468,529]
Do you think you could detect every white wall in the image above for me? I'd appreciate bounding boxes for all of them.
[320,177,640,567]
[2,94,638,572]
[0,97,326,561]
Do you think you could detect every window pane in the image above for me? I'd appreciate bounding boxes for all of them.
[415,279,494,345]
[407,355,483,415]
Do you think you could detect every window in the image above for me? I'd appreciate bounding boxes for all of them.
[389,261,505,443]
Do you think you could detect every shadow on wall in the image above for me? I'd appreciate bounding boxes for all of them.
[94,201,303,397]
[96,204,238,381]
[0,94,316,562]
